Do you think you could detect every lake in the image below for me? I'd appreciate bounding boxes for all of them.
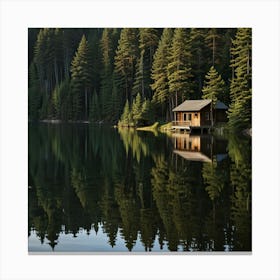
[28,124,251,252]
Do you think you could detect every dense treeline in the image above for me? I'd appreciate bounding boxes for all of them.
[28,28,251,130]
[28,125,251,251]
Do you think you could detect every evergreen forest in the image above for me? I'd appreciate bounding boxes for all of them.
[28,28,252,131]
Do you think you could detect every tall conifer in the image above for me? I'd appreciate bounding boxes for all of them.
[99,29,116,120]
[228,28,252,130]
[190,28,208,98]
[202,66,226,103]
[114,28,139,105]
[70,35,91,120]
[151,28,173,120]
[168,28,193,108]
[202,66,226,126]
[133,28,160,99]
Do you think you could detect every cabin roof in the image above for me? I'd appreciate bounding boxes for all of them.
[172,100,211,112]
[215,100,228,110]
[172,99,228,112]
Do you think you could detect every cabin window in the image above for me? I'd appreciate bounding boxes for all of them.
[183,113,192,121]
[205,112,210,120]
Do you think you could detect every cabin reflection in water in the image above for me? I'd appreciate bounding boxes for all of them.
[172,133,228,163]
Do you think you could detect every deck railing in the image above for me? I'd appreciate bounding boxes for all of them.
[172,121,191,127]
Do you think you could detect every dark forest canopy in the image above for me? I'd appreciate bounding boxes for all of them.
[28,28,251,131]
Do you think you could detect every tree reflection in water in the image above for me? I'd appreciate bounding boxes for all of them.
[28,124,251,252]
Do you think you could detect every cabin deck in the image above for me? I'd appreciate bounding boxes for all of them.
[172,122,211,134]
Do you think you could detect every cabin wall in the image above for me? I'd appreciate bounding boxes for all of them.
[200,104,211,126]
[174,111,201,126]
[192,112,200,126]
[214,109,228,123]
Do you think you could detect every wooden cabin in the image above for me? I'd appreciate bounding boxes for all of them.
[172,99,228,132]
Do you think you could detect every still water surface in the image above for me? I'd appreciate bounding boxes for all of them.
[28,124,251,252]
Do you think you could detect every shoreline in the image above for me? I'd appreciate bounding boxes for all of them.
[31,120,252,138]
[40,119,90,124]
[32,119,104,125]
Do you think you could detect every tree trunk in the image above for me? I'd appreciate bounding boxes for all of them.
[170,96,174,120]
[141,69,144,99]
[198,51,202,93]
[54,58,59,86]
[211,101,214,127]
[44,80,48,96]
[168,97,172,121]
[85,88,88,120]
[64,49,69,79]
[212,36,215,66]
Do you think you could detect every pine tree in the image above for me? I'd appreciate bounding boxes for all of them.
[70,35,92,120]
[202,66,226,126]
[52,79,71,120]
[119,100,132,126]
[34,28,64,95]
[168,28,193,108]
[141,99,154,125]
[62,28,84,79]
[132,52,145,98]
[205,28,236,89]
[28,62,42,120]
[189,28,208,98]
[28,28,40,66]
[100,29,113,120]
[114,28,139,105]
[202,66,226,102]
[89,91,101,122]
[33,28,58,119]
[151,28,174,121]
[34,28,52,94]
[52,84,60,118]
[111,80,122,122]
[218,28,236,87]
[205,28,221,67]
[53,28,64,86]
[131,92,143,126]
[99,29,119,121]
[228,28,252,131]
[139,28,160,62]
[132,28,160,99]
[88,29,102,93]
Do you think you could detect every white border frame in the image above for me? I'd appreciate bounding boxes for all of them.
[1,0,280,279]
